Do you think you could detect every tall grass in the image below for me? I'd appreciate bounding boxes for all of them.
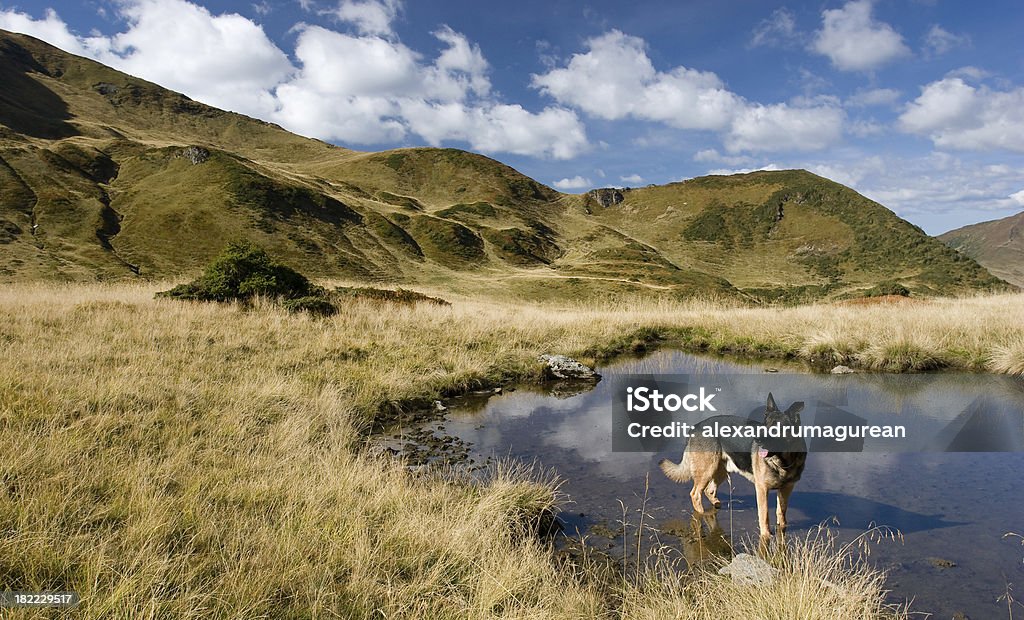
[3,283,1016,617]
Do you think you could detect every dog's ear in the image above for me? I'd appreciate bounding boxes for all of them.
[766,392,778,413]
[786,401,804,425]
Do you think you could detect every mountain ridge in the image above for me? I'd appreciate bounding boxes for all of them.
[939,210,1024,288]
[0,29,1011,301]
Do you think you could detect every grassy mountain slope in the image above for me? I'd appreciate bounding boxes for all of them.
[0,29,1010,301]
[939,210,1024,288]
[584,171,1008,301]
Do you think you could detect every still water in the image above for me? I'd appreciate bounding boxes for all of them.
[403,351,1024,618]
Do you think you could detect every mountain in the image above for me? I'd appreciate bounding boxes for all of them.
[0,29,1010,301]
[939,211,1024,288]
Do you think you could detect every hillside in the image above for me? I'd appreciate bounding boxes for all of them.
[939,211,1024,288]
[0,29,1010,301]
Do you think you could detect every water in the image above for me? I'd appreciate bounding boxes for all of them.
[396,351,1024,618]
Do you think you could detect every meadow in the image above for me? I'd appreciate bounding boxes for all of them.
[3,282,1022,618]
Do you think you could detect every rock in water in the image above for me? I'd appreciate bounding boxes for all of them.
[538,354,600,380]
[831,365,855,374]
[717,553,778,586]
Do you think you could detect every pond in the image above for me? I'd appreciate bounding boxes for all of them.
[392,351,1024,618]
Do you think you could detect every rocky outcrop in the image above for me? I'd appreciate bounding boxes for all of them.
[539,354,600,380]
[586,188,625,208]
[177,146,210,165]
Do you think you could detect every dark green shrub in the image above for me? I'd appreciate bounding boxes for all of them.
[282,296,339,317]
[158,242,337,315]
[864,281,911,297]
[333,286,449,306]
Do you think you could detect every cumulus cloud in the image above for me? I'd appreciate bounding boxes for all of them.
[726,103,844,152]
[898,78,1024,152]
[1010,189,1024,207]
[619,173,644,184]
[330,0,400,37]
[750,8,798,48]
[923,24,970,57]
[0,7,93,56]
[0,1,587,159]
[811,0,910,71]
[532,30,844,153]
[552,175,591,190]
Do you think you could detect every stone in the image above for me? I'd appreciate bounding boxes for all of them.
[831,365,855,374]
[717,553,778,586]
[177,146,210,165]
[586,188,625,208]
[432,400,447,412]
[538,354,600,381]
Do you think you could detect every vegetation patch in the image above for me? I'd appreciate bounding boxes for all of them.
[435,201,498,219]
[481,227,561,265]
[864,280,911,297]
[333,286,450,306]
[157,241,336,315]
[407,215,486,266]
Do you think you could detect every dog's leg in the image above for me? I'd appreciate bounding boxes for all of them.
[690,470,709,514]
[704,463,726,509]
[755,479,772,540]
[776,481,796,536]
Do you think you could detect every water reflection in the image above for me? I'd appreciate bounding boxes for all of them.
[413,351,1024,618]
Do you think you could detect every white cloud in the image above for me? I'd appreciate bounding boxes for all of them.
[532,31,740,130]
[811,0,910,72]
[619,173,643,184]
[706,163,781,176]
[0,8,91,56]
[330,0,400,37]
[850,152,1024,225]
[923,24,969,57]
[532,29,844,153]
[0,1,586,159]
[1010,189,1024,207]
[2,1,293,118]
[398,101,587,159]
[750,8,798,48]
[847,87,901,107]
[898,78,1024,152]
[725,103,845,153]
[553,175,591,190]
[693,149,754,166]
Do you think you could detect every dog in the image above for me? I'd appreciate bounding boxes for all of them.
[659,393,806,540]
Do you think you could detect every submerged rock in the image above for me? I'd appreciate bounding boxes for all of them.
[538,354,600,381]
[831,365,855,374]
[718,553,778,586]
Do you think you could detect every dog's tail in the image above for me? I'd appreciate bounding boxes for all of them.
[658,454,692,483]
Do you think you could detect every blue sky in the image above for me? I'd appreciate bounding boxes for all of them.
[2,0,1023,233]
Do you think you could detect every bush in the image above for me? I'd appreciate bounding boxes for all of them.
[282,296,339,317]
[158,242,337,315]
[333,286,450,306]
[864,281,911,298]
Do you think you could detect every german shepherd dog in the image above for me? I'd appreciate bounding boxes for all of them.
[659,393,806,540]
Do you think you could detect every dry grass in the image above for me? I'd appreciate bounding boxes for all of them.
[621,527,908,620]
[3,283,1017,617]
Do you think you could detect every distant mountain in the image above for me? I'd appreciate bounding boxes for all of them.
[0,29,1010,301]
[939,211,1024,288]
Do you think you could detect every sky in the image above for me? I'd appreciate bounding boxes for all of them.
[2,0,1023,234]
